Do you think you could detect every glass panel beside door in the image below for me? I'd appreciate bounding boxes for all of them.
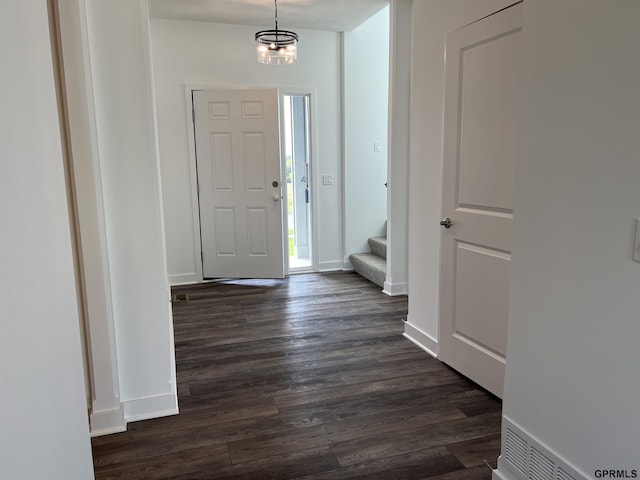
[283,94,312,272]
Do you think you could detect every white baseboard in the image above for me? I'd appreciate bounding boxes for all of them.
[123,392,179,423]
[342,260,354,271]
[492,464,510,480]
[318,261,344,272]
[168,273,199,286]
[383,280,408,296]
[89,404,126,437]
[403,321,438,357]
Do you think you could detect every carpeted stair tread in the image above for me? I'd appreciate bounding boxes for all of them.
[368,236,387,260]
[349,253,386,288]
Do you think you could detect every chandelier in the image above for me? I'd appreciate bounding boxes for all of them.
[255,0,298,65]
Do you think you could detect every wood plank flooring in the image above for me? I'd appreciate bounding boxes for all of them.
[92,272,502,479]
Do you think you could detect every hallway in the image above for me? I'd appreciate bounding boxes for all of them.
[92,272,501,479]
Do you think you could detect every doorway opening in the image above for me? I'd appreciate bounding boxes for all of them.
[283,94,312,272]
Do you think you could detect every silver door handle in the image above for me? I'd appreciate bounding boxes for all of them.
[273,194,282,201]
[440,217,453,229]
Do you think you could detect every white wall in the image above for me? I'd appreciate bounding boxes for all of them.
[0,2,94,478]
[85,0,177,420]
[150,19,344,282]
[498,0,640,476]
[405,0,519,352]
[343,6,389,258]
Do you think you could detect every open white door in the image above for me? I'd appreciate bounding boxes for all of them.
[194,89,285,279]
[439,4,522,398]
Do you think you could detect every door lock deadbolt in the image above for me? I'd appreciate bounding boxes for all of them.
[440,217,453,229]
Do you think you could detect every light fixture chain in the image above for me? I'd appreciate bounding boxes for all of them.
[274,0,278,31]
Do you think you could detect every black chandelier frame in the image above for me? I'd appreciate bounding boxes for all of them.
[255,0,298,51]
[255,29,299,50]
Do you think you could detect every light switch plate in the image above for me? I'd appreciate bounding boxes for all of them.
[374,141,382,152]
[634,218,640,262]
[322,174,333,186]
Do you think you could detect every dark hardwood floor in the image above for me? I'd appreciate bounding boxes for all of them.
[92,272,502,479]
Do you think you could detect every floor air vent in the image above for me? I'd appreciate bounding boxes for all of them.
[171,292,189,303]
[504,427,528,476]
[530,447,554,480]
[500,417,585,480]
[557,467,578,480]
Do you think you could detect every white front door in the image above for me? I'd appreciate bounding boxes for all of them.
[194,89,285,279]
[438,4,522,398]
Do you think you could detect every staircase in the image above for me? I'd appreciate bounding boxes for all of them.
[349,236,387,288]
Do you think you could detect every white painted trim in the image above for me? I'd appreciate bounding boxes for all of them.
[288,267,314,275]
[169,273,199,286]
[403,321,438,357]
[339,31,347,277]
[123,392,179,423]
[184,85,206,283]
[279,88,320,274]
[386,0,411,302]
[164,302,178,422]
[139,0,179,410]
[492,465,510,480]
[342,259,354,271]
[56,0,123,427]
[89,404,126,437]
[139,0,171,294]
[319,261,345,272]
[278,89,290,276]
[383,280,408,296]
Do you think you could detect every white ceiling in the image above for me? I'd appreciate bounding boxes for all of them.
[148,0,389,32]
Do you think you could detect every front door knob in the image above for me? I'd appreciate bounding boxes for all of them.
[440,217,453,229]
